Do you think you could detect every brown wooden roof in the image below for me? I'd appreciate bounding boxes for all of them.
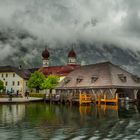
[56,62,140,89]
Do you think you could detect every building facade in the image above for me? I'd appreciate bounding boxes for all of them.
[0,66,31,96]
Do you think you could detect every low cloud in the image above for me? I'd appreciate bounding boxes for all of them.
[0,0,140,66]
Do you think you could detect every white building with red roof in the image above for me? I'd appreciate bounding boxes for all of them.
[39,48,81,81]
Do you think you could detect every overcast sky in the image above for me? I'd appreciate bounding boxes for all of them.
[0,0,140,52]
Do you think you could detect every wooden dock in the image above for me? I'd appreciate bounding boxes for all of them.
[79,93,91,105]
[45,92,119,106]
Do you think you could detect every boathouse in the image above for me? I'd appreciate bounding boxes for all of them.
[56,62,140,105]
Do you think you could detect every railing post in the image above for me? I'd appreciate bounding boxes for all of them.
[105,94,107,105]
[116,93,118,105]
[98,95,101,106]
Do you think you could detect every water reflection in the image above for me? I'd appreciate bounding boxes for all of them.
[0,104,25,125]
[79,105,118,119]
[0,103,139,139]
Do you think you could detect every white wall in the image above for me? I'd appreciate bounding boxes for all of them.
[0,72,28,96]
[68,57,76,64]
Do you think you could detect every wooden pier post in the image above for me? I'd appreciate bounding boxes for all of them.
[98,95,101,106]
[79,92,82,105]
[116,93,118,105]
[104,94,106,105]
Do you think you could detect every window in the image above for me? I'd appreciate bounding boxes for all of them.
[13,73,15,77]
[6,73,8,77]
[12,81,15,86]
[1,73,3,78]
[91,75,98,83]
[132,75,140,83]
[118,74,127,82]
[5,82,8,86]
[17,81,20,86]
[76,76,83,84]
[64,77,71,85]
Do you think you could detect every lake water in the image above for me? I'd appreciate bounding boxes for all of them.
[0,103,140,140]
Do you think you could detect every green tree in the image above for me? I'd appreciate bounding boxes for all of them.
[28,71,46,92]
[42,75,59,100]
[42,75,59,90]
[0,80,4,91]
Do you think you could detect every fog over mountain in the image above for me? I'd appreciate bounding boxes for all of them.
[0,0,140,74]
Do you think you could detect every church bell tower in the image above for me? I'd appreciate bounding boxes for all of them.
[68,48,77,65]
[42,48,50,67]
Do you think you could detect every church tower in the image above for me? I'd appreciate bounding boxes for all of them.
[68,48,77,65]
[42,48,50,67]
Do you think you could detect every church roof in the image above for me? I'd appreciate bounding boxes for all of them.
[28,68,39,73]
[56,62,140,89]
[39,64,80,77]
[42,48,50,59]
[68,48,76,58]
[0,66,31,80]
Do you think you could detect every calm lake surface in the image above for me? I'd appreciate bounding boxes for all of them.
[0,103,140,140]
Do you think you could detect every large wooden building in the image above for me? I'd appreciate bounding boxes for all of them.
[56,62,140,104]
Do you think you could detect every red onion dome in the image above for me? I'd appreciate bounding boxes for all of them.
[42,48,50,59]
[68,48,76,58]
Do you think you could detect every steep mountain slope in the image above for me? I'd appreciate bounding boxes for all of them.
[0,27,140,75]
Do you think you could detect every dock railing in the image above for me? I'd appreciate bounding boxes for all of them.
[79,93,118,105]
[100,94,118,105]
[79,93,92,105]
